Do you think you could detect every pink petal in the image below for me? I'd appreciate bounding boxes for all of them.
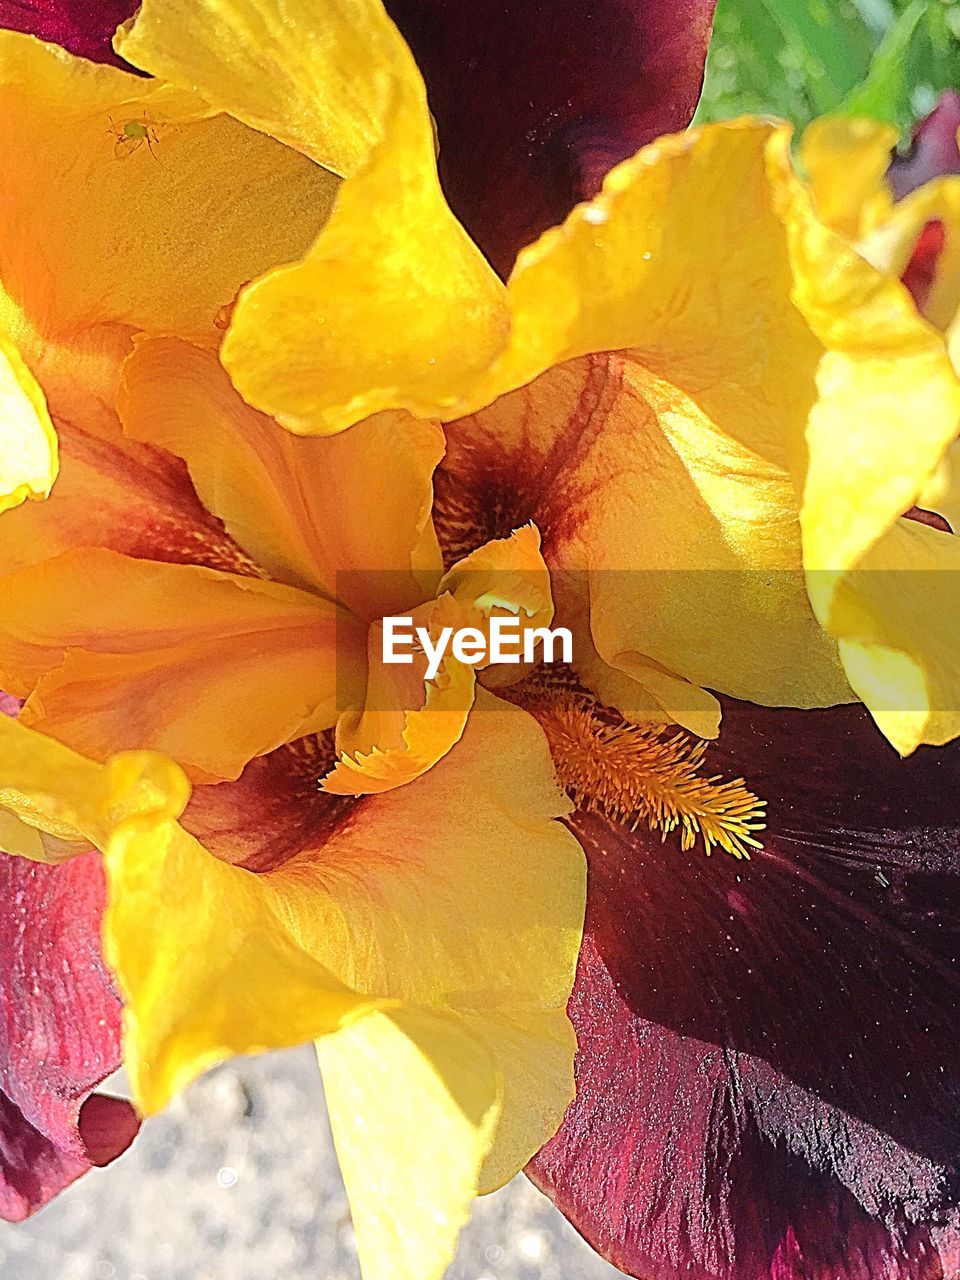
[0,849,139,1220]
[0,0,139,67]
[889,90,960,200]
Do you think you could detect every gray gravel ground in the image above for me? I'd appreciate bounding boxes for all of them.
[0,1046,622,1280]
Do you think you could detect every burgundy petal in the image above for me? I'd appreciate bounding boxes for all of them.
[0,850,139,1220]
[0,0,139,67]
[384,0,718,275]
[529,699,960,1279]
[889,90,960,201]
[901,218,947,312]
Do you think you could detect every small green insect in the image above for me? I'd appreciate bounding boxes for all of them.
[107,114,164,160]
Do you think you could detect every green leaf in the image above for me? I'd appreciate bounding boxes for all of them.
[696,0,960,131]
[838,0,930,125]
[757,0,873,108]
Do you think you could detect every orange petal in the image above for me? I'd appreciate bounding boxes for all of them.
[118,337,444,617]
[0,415,254,576]
[0,32,335,351]
[0,548,365,779]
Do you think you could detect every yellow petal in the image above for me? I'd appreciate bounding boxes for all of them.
[0,548,365,779]
[443,345,850,723]
[0,713,369,1105]
[295,690,584,1201]
[0,332,57,514]
[119,0,508,436]
[799,115,897,241]
[443,123,852,711]
[0,710,188,862]
[770,130,960,578]
[118,337,444,617]
[104,799,371,1113]
[119,690,583,1272]
[815,518,960,754]
[439,523,554,641]
[466,121,812,403]
[0,30,335,355]
[769,132,960,746]
[317,1010,499,1280]
[437,119,960,742]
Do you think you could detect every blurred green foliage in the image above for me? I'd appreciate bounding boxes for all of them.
[695,0,960,133]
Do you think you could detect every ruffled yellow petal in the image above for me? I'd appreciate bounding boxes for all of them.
[0,332,57,514]
[770,132,960,745]
[775,130,960,571]
[104,797,371,1113]
[0,29,335,361]
[438,523,553,641]
[449,124,853,712]
[799,116,897,241]
[0,714,370,1103]
[303,693,583,1257]
[118,338,444,617]
[0,548,365,779]
[801,117,960,340]
[0,710,188,862]
[444,349,848,729]
[824,518,960,753]
[435,120,960,745]
[317,1010,499,1280]
[119,0,508,436]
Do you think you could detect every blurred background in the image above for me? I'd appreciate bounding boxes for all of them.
[2,3,958,1279]
[697,0,960,131]
[0,1049,622,1280]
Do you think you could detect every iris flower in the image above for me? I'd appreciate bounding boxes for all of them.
[0,4,959,1280]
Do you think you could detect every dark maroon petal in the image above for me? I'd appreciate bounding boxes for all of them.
[0,0,139,67]
[0,851,139,1220]
[889,90,960,201]
[77,1093,141,1167]
[385,0,718,275]
[529,699,960,1279]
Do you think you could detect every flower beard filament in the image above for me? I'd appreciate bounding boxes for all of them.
[524,688,766,859]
